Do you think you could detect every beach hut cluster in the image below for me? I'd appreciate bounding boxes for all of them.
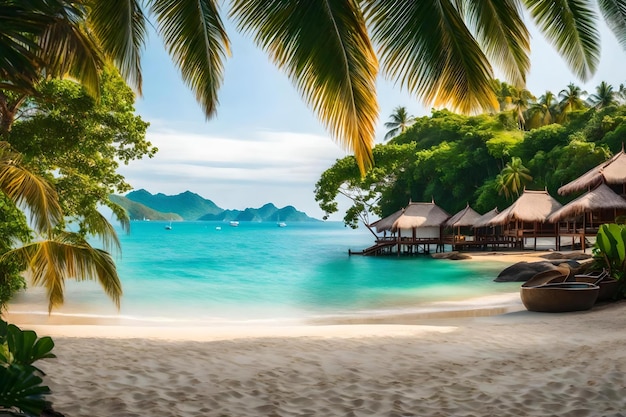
[356,149,626,256]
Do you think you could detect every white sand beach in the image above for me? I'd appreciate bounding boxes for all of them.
[5,297,626,417]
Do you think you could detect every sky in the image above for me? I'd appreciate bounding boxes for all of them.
[120,13,626,221]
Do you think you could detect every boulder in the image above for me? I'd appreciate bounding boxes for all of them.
[495,261,562,282]
[431,251,472,260]
[540,252,592,261]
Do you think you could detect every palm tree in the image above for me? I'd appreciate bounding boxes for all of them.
[0,142,122,311]
[2,1,625,173]
[559,83,587,114]
[499,157,532,199]
[587,81,618,109]
[510,88,535,130]
[384,106,415,141]
[528,91,559,127]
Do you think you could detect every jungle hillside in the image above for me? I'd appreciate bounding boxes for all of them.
[315,81,626,229]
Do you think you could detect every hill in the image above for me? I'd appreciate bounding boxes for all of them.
[109,195,183,221]
[124,189,223,220]
[111,190,318,222]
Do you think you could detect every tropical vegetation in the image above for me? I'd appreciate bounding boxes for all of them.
[593,223,626,296]
[316,80,625,230]
[0,319,56,416]
[2,0,626,173]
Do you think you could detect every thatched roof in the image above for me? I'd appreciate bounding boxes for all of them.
[391,202,450,232]
[558,149,626,195]
[548,183,626,222]
[473,208,499,228]
[370,208,403,233]
[445,204,482,227]
[488,189,562,225]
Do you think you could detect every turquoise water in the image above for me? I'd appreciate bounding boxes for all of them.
[10,221,520,323]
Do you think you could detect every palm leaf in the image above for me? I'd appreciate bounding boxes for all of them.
[598,0,626,50]
[150,0,231,118]
[525,0,600,80]
[0,142,62,233]
[37,10,105,99]
[87,0,147,94]
[7,233,122,312]
[81,209,124,253]
[231,0,378,173]
[365,0,498,115]
[462,0,530,87]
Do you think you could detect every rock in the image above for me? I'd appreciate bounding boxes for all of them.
[540,252,592,261]
[495,261,562,282]
[431,251,472,260]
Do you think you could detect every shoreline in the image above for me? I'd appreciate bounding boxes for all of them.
[21,300,626,417]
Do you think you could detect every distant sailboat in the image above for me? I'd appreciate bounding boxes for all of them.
[277,214,286,227]
[165,220,172,230]
[229,220,239,227]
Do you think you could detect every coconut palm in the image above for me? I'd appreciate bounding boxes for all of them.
[384,106,415,141]
[528,91,559,127]
[559,83,587,114]
[510,88,535,130]
[499,157,532,199]
[0,141,122,311]
[2,0,626,173]
[587,81,618,109]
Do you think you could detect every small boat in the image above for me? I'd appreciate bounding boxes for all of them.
[229,221,239,227]
[520,282,600,313]
[277,221,287,227]
[165,220,172,230]
[520,269,607,313]
[215,226,222,230]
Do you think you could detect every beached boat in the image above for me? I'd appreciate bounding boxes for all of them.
[520,282,600,313]
[229,221,239,227]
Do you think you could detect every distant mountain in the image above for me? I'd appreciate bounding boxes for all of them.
[110,190,318,222]
[109,195,183,221]
[198,203,317,223]
[124,189,223,220]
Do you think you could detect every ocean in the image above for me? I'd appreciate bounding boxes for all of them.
[9,221,521,324]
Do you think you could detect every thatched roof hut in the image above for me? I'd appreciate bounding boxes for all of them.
[473,208,499,228]
[391,202,450,232]
[489,189,562,225]
[558,149,626,195]
[548,183,626,222]
[370,208,403,233]
[445,204,482,228]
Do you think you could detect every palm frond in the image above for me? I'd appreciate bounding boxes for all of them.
[106,200,131,235]
[525,0,600,81]
[0,142,62,233]
[87,0,147,94]
[597,0,626,50]
[150,0,231,118]
[463,0,530,87]
[80,209,123,254]
[7,233,122,312]
[365,0,498,115]
[231,0,378,173]
[38,15,105,99]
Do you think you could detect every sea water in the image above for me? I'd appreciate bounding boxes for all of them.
[9,221,520,324]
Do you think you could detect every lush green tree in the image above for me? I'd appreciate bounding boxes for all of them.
[511,88,535,130]
[499,157,532,199]
[7,70,155,235]
[0,195,29,309]
[587,81,619,109]
[528,90,560,127]
[0,71,153,311]
[559,83,587,114]
[4,0,626,173]
[384,106,415,141]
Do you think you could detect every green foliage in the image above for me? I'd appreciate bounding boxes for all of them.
[0,195,30,310]
[6,69,156,238]
[593,224,626,297]
[317,102,626,230]
[0,320,55,416]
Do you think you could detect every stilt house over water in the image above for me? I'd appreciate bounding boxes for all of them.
[487,189,562,250]
[444,204,482,250]
[358,201,450,256]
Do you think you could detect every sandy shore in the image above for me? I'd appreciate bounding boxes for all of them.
[4,299,624,417]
